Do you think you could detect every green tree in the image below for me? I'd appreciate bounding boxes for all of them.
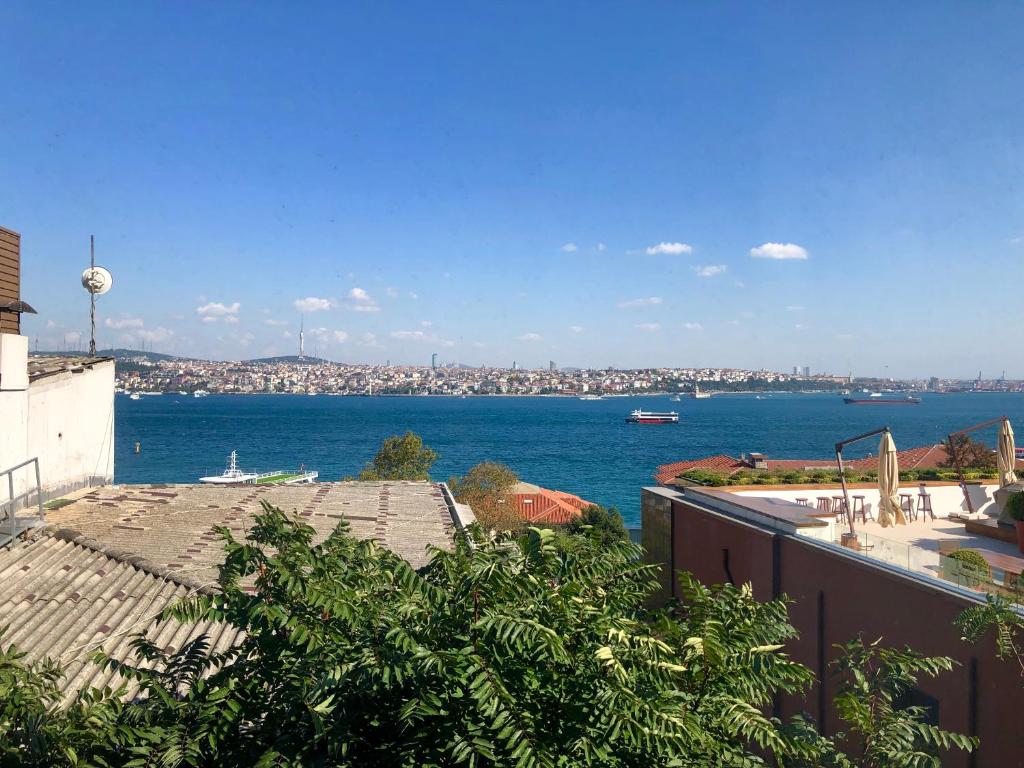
[0,504,978,767]
[449,461,520,531]
[942,434,997,470]
[358,431,438,481]
[564,504,628,546]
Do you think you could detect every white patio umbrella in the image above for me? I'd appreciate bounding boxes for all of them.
[877,431,906,527]
[998,419,1018,488]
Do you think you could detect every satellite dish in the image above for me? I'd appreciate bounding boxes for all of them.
[81,266,113,295]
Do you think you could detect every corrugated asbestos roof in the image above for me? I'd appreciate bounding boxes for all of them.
[27,355,114,383]
[0,480,459,700]
[0,532,239,704]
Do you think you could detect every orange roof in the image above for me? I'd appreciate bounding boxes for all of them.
[512,485,594,525]
[654,455,746,484]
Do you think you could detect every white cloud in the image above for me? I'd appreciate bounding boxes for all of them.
[196,301,241,321]
[635,323,660,332]
[333,330,349,343]
[358,332,380,347]
[1008,236,1023,245]
[618,297,663,309]
[385,286,399,298]
[596,242,606,252]
[683,322,703,331]
[420,320,433,327]
[408,291,419,300]
[645,242,693,256]
[264,319,288,326]
[786,305,805,312]
[390,330,454,347]
[517,333,542,342]
[170,313,185,321]
[64,331,82,344]
[734,280,746,288]
[293,296,334,313]
[793,323,808,331]
[223,316,240,324]
[105,316,144,330]
[391,330,428,341]
[568,325,584,333]
[560,242,578,253]
[137,327,174,344]
[693,264,727,278]
[46,319,58,329]
[345,288,380,313]
[726,319,741,327]
[750,242,809,260]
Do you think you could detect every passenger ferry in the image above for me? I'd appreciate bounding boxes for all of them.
[625,410,679,424]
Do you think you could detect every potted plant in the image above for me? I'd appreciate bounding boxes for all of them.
[1006,491,1024,554]
[941,548,991,589]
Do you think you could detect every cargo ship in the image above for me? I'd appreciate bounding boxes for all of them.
[843,394,920,405]
[625,410,679,424]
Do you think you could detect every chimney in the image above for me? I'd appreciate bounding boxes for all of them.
[749,452,768,470]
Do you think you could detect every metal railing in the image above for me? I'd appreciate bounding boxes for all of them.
[1,457,44,547]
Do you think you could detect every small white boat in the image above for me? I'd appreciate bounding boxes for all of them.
[193,390,209,398]
[200,451,258,484]
[129,392,141,400]
[579,394,602,401]
[669,395,681,402]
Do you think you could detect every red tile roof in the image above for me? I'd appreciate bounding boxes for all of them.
[512,484,595,525]
[653,455,746,485]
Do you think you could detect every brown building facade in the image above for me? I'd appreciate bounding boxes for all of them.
[642,485,1023,768]
[0,226,20,334]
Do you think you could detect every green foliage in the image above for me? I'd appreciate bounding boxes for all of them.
[0,637,120,767]
[358,431,438,481]
[449,461,521,531]
[676,466,996,488]
[945,549,990,573]
[564,504,628,546]
[956,594,1024,677]
[1004,490,1024,522]
[819,638,977,767]
[0,505,978,767]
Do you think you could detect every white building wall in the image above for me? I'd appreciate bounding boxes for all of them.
[0,337,115,508]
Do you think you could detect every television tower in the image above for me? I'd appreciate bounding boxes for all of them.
[299,316,305,360]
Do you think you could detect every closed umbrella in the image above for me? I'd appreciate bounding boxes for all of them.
[998,419,1017,488]
[877,432,906,527]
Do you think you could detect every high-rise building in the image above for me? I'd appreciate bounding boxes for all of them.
[431,353,438,369]
[802,365,811,377]
[793,366,798,376]
[549,360,556,372]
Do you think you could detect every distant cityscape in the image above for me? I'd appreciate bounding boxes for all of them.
[98,349,1024,397]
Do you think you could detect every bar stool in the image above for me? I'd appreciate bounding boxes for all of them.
[851,495,869,523]
[816,496,832,515]
[832,495,849,524]
[899,493,915,521]
[795,497,809,506]
[917,485,934,522]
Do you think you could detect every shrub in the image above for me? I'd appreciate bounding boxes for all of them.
[564,504,628,546]
[1005,491,1024,522]
[449,461,521,531]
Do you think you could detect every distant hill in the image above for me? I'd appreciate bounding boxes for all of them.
[98,348,183,362]
[33,348,184,362]
[244,355,330,365]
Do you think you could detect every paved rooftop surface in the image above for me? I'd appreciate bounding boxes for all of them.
[46,482,458,582]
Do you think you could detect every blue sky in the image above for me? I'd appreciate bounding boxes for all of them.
[4,2,1023,377]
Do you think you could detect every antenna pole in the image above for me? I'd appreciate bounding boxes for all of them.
[89,235,96,356]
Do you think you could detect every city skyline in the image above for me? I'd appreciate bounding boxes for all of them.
[5,3,1024,377]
